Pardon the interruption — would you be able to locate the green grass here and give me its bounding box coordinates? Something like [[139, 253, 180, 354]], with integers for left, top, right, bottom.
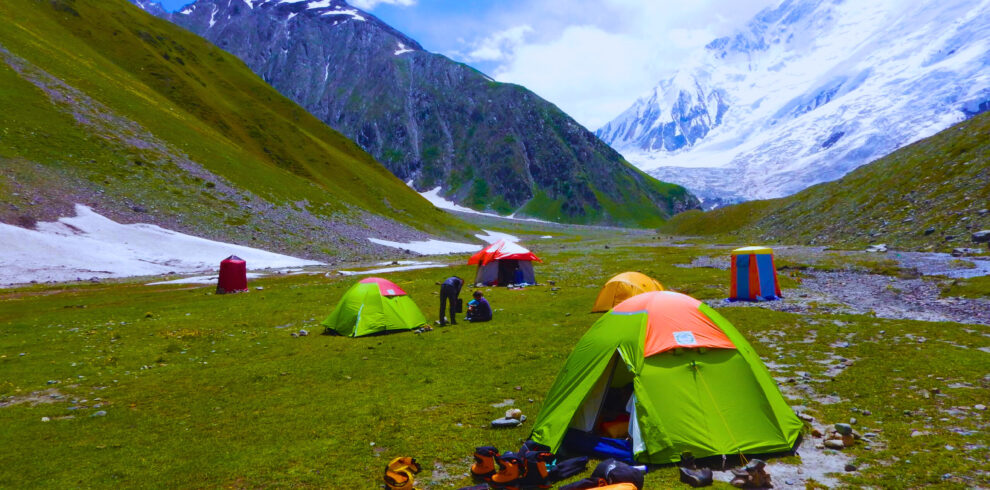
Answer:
[[1, 231, 986, 488], [0, 0, 469, 257], [938, 276, 990, 299], [662, 111, 990, 252]]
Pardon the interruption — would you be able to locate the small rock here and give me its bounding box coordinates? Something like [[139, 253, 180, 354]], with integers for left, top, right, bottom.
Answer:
[[910, 430, 924, 437], [41, 417, 50, 422], [974, 404, 987, 411], [844, 464, 857, 472], [798, 412, 815, 422], [91, 410, 107, 417], [862, 410, 872, 416], [945, 445, 955, 451], [824, 439, 844, 449], [506, 408, 523, 420], [256, 286, 264, 290], [924, 227, 935, 236], [298, 329, 309, 336], [972, 230, 990, 243], [863, 432, 879, 438], [811, 428, 823, 437], [814, 442, 825, 449], [849, 417, 857, 425], [47, 380, 58, 385], [834, 423, 853, 435], [514, 386, 522, 391], [842, 434, 855, 447], [291, 332, 298, 338]]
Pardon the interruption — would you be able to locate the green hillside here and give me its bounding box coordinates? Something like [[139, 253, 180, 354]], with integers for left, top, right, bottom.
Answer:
[[663, 111, 990, 251], [0, 0, 469, 260]]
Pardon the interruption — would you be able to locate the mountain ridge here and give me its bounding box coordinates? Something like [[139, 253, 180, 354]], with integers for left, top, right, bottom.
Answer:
[[134, 0, 699, 226]]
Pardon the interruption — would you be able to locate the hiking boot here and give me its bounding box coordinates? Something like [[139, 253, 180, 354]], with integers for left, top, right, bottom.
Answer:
[[679, 467, 713, 487]]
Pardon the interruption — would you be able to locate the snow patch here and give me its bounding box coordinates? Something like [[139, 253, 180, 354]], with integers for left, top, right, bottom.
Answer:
[[0, 205, 321, 287], [413, 185, 549, 223], [367, 238, 479, 255], [338, 262, 447, 276], [475, 230, 520, 244], [394, 42, 414, 56]]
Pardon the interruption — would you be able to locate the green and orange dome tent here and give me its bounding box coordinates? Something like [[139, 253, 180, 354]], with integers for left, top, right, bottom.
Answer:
[[529, 291, 801, 464], [322, 277, 427, 337]]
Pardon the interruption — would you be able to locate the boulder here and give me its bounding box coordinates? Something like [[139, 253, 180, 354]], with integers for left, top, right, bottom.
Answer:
[[824, 439, 844, 449], [951, 248, 983, 257], [865, 244, 887, 253], [972, 230, 990, 243]]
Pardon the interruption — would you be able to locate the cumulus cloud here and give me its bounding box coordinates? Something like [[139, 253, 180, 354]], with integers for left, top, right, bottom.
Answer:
[[463, 25, 534, 62], [446, 0, 776, 129], [349, 0, 416, 10]]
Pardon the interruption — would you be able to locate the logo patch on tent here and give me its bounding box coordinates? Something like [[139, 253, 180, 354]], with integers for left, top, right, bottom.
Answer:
[[673, 331, 698, 346], [386, 289, 396, 295]]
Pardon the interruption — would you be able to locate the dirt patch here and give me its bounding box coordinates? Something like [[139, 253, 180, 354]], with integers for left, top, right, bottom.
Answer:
[[0, 388, 65, 408]]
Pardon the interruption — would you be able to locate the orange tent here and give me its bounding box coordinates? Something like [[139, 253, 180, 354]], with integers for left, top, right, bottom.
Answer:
[[592, 272, 664, 312]]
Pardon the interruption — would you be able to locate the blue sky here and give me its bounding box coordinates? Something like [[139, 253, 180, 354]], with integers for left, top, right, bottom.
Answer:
[[152, 0, 776, 128]]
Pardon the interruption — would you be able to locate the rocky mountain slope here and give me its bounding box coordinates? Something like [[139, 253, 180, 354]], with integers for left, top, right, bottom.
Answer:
[[598, 0, 990, 203], [662, 111, 990, 252], [133, 0, 698, 226], [0, 0, 471, 263]]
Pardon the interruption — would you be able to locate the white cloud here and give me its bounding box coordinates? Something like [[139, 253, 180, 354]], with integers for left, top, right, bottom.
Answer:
[[464, 25, 533, 62], [446, 0, 777, 129], [349, 0, 416, 10]]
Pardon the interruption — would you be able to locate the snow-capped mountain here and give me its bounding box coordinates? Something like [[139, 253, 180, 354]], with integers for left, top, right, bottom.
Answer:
[[597, 0, 990, 202]]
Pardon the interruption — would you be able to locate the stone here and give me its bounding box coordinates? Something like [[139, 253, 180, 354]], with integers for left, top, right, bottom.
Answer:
[[924, 227, 936, 235], [842, 434, 855, 447], [844, 464, 857, 472], [975, 404, 987, 411], [514, 386, 522, 391], [506, 408, 523, 420], [834, 423, 853, 435], [798, 412, 815, 422], [865, 244, 887, 253], [849, 417, 857, 425], [91, 410, 107, 417], [824, 439, 844, 449], [862, 410, 871, 416], [811, 428, 822, 438], [298, 329, 309, 336], [910, 430, 924, 437], [814, 442, 825, 450], [255, 286, 264, 291], [972, 230, 990, 243], [979, 209, 989, 216], [951, 247, 983, 257], [41, 417, 50, 422]]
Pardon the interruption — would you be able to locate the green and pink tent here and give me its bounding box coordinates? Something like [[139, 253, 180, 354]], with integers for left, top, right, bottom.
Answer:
[[529, 291, 801, 464], [322, 277, 426, 337]]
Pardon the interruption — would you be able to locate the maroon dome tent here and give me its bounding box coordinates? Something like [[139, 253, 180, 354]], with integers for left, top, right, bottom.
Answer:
[[216, 255, 248, 294]]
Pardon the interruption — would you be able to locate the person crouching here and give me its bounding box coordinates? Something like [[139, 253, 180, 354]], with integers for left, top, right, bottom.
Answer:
[[466, 290, 492, 323]]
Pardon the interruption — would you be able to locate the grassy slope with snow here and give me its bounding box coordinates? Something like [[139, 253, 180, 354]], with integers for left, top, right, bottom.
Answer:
[[663, 111, 990, 251], [0, 0, 468, 261]]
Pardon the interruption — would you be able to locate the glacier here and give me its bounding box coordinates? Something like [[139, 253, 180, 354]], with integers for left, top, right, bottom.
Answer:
[[597, 0, 990, 202]]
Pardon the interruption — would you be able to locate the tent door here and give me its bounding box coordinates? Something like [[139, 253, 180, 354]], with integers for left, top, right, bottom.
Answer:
[[568, 354, 617, 431], [497, 259, 519, 285]]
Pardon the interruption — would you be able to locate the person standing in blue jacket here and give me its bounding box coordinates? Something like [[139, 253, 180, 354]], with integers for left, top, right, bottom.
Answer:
[[438, 276, 463, 326]]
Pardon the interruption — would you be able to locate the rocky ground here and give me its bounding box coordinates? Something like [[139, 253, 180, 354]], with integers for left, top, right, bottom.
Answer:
[[684, 246, 990, 325]]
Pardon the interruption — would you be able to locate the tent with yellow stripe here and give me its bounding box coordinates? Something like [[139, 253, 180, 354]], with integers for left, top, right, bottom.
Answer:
[[529, 291, 801, 464]]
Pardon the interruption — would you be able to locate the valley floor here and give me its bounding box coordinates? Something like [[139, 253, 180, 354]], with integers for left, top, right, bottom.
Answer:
[[0, 225, 987, 488]]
